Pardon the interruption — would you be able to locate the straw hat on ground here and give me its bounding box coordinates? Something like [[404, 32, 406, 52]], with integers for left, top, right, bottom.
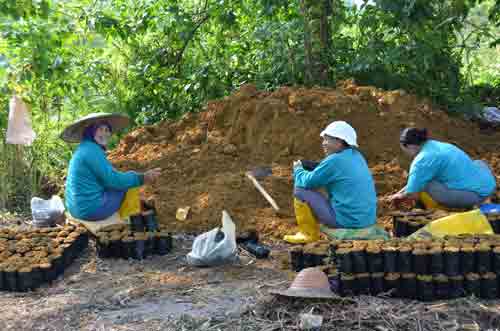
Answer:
[[60, 113, 130, 143], [269, 267, 336, 299]]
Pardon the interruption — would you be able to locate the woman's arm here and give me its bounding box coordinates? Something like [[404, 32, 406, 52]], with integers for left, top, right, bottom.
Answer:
[[85, 147, 144, 190], [388, 191, 419, 203], [294, 157, 335, 189], [389, 154, 439, 203]]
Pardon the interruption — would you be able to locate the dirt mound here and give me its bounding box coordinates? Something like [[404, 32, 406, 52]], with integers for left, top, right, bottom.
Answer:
[[109, 81, 500, 240]]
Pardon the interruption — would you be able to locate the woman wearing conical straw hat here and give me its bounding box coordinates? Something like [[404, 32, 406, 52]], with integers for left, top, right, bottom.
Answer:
[[61, 113, 161, 221]]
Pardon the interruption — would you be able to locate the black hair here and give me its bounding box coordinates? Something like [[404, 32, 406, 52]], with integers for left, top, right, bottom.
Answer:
[[400, 128, 428, 146]]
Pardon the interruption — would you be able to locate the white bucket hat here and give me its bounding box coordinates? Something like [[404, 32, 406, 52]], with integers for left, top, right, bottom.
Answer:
[[320, 121, 358, 147], [60, 112, 130, 143]]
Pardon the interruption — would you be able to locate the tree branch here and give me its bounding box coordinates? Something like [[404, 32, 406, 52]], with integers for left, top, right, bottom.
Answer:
[[174, 14, 211, 69]]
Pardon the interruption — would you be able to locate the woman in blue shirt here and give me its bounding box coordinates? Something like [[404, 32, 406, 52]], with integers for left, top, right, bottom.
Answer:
[[62, 113, 161, 221], [284, 121, 377, 244], [389, 128, 496, 209]]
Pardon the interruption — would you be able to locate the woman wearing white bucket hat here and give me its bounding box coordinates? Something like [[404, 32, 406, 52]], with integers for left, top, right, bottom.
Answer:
[[62, 113, 162, 221], [284, 121, 377, 244]]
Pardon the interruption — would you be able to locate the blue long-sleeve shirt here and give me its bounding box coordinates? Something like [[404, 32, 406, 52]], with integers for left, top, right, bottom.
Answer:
[[294, 148, 377, 228], [65, 140, 143, 219], [406, 140, 496, 197]]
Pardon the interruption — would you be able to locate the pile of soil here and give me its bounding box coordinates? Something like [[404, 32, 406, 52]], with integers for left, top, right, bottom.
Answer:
[[109, 81, 500, 240]]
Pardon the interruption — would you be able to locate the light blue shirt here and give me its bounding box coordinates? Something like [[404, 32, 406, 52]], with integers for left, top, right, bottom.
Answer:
[[294, 148, 377, 228], [65, 140, 143, 219], [406, 140, 496, 197]]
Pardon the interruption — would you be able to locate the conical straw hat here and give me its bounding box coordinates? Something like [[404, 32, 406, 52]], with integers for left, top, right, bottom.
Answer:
[[60, 112, 130, 143], [269, 267, 336, 299]]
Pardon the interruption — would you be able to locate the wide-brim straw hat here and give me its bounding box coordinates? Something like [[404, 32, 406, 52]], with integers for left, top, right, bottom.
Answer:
[[269, 267, 336, 299], [60, 112, 130, 143]]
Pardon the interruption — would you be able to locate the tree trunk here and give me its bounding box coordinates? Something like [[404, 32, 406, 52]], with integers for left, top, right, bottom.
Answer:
[[301, 0, 333, 86]]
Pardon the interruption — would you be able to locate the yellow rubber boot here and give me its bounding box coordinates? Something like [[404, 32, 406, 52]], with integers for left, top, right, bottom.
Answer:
[[283, 198, 320, 244], [419, 192, 447, 210]]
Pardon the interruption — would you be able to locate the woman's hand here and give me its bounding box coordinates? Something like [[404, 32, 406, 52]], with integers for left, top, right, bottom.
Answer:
[[388, 191, 419, 208], [388, 192, 407, 204], [144, 168, 162, 184]]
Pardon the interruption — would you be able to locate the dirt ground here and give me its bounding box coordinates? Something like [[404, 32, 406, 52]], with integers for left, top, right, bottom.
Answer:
[[0, 233, 291, 330], [0, 232, 499, 331]]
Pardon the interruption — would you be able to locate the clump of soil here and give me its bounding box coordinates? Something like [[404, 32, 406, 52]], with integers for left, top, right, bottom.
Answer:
[[109, 81, 500, 240]]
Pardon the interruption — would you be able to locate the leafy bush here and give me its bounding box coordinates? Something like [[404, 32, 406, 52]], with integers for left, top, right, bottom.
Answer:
[[0, 0, 498, 211]]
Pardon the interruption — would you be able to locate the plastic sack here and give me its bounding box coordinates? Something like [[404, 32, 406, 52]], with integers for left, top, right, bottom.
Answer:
[[481, 106, 500, 124], [480, 203, 500, 215], [6, 96, 36, 145], [187, 210, 238, 266], [31, 195, 65, 227], [118, 188, 141, 219], [408, 209, 493, 240]]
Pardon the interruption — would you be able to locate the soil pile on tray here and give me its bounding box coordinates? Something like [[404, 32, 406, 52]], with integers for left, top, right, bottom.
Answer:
[[108, 81, 500, 240]]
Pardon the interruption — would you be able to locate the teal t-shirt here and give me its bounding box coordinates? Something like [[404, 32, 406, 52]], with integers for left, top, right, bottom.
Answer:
[[294, 148, 377, 228], [65, 140, 143, 219], [406, 140, 496, 197]]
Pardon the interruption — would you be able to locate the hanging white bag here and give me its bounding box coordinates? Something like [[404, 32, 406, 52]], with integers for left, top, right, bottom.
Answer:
[[6, 95, 36, 145]]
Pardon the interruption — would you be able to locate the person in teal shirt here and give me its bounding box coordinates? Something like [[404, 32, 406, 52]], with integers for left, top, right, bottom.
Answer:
[[62, 113, 161, 221], [389, 127, 496, 209], [284, 121, 377, 244]]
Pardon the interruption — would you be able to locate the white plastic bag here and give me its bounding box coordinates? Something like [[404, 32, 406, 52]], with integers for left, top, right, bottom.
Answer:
[[6, 95, 36, 145], [300, 313, 323, 330], [481, 106, 500, 124], [187, 210, 238, 266], [31, 195, 65, 227]]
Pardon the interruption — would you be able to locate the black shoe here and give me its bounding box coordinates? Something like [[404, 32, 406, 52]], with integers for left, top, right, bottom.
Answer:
[[236, 230, 259, 244], [130, 214, 145, 232], [239, 240, 270, 259], [414, 200, 426, 210], [143, 210, 158, 232]]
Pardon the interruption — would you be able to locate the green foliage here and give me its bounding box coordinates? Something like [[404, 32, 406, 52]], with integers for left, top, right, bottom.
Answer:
[[489, 0, 500, 46], [337, 1, 482, 105], [460, 1, 500, 87]]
